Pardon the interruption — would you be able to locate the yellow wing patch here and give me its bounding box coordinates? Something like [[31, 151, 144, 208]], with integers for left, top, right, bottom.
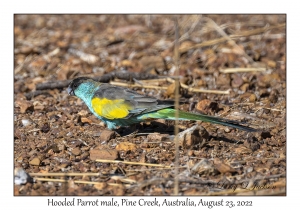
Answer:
[[91, 97, 132, 119]]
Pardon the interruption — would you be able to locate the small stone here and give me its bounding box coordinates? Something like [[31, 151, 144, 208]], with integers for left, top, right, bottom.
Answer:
[[177, 125, 209, 149], [269, 89, 279, 103], [247, 167, 254, 173], [240, 83, 249, 92], [147, 133, 169, 142], [115, 142, 137, 151], [183, 188, 199, 196], [33, 101, 45, 110], [234, 146, 252, 154], [94, 182, 108, 190], [29, 157, 41, 166], [191, 158, 217, 175], [81, 117, 92, 124], [16, 99, 33, 113], [213, 158, 236, 174], [196, 99, 212, 114], [67, 140, 83, 148], [14, 168, 32, 185], [179, 40, 195, 52], [40, 123, 50, 133], [231, 74, 244, 88], [139, 55, 166, 72], [165, 83, 176, 98], [16, 156, 23, 163], [267, 60, 277, 68], [60, 163, 69, 168], [21, 118, 33, 127], [240, 93, 256, 102], [224, 127, 231, 133], [120, 59, 134, 68], [99, 130, 116, 142], [90, 149, 118, 160], [58, 144, 66, 151], [249, 94, 256, 102], [113, 185, 125, 196], [71, 147, 81, 156], [259, 89, 270, 98], [216, 74, 231, 87], [78, 110, 89, 116], [93, 132, 101, 137], [257, 73, 280, 88]]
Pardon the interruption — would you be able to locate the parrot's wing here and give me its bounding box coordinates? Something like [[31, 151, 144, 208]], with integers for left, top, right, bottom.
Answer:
[[91, 84, 172, 120]]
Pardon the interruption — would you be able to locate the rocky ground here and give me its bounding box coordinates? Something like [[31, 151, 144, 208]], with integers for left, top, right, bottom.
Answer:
[[14, 14, 286, 195]]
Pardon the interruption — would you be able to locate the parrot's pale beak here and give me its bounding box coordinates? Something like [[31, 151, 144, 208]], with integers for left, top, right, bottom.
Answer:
[[67, 87, 75, 96]]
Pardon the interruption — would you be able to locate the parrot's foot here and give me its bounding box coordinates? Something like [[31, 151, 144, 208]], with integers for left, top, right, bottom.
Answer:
[[113, 124, 140, 136]]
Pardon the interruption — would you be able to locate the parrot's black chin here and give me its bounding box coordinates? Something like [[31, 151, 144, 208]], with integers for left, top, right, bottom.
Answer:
[[67, 87, 75, 96]]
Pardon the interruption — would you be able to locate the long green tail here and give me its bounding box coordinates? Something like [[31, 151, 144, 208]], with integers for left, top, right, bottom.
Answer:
[[139, 108, 257, 132]]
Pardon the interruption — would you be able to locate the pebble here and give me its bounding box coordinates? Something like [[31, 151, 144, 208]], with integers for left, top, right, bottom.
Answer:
[[99, 130, 116, 142], [71, 147, 81, 156], [177, 125, 209, 149], [90, 149, 118, 160], [213, 158, 236, 174], [147, 133, 169, 142], [22, 118, 32, 127], [14, 168, 32, 185], [191, 158, 216, 175], [116, 142, 137, 151], [240, 93, 256, 102], [196, 99, 212, 114], [94, 182, 108, 190], [29, 157, 41, 166]]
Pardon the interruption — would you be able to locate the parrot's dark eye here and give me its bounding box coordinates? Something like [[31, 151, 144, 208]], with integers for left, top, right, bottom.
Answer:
[[73, 83, 78, 88]]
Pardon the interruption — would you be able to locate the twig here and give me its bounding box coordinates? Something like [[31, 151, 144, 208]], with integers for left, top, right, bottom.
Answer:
[[29, 172, 101, 177], [114, 71, 158, 80], [109, 81, 168, 90], [25, 90, 52, 100], [139, 78, 169, 84], [95, 159, 171, 168], [34, 177, 130, 187], [204, 17, 255, 64], [174, 17, 180, 196], [130, 178, 166, 190], [179, 23, 286, 53], [263, 107, 283, 112], [25, 72, 159, 100], [110, 176, 137, 184], [126, 166, 187, 172], [36, 80, 71, 90], [181, 83, 231, 94], [35, 72, 158, 91], [167, 77, 230, 94], [220, 68, 266, 73]]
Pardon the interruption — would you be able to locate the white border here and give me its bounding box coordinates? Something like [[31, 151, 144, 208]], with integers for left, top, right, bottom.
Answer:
[[3, 0, 296, 209]]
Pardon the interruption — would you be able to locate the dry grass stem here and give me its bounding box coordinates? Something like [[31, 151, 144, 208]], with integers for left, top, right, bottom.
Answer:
[[168, 77, 230, 94], [34, 177, 131, 187], [204, 17, 255, 64], [112, 79, 229, 94], [95, 159, 171, 168], [181, 83, 231, 94], [220, 68, 266, 73], [174, 18, 180, 195], [179, 23, 285, 53], [29, 172, 101, 177], [109, 81, 168, 90], [126, 166, 187, 172]]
